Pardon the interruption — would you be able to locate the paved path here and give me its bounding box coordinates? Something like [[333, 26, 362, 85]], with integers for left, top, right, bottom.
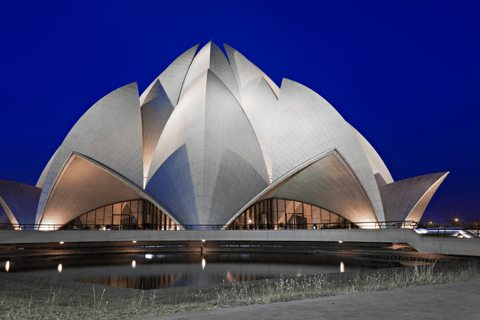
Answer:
[[134, 280, 480, 319]]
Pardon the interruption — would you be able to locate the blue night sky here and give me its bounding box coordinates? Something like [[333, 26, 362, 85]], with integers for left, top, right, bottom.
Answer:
[[1, 1, 479, 223]]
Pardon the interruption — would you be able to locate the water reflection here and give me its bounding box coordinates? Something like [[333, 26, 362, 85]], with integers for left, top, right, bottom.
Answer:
[[1, 253, 409, 290]]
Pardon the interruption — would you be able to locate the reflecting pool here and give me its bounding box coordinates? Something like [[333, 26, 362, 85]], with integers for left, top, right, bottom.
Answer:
[[0, 253, 418, 290]]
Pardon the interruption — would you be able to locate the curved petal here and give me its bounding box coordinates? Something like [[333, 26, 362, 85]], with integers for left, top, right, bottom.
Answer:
[[36, 148, 58, 188], [39, 152, 180, 228], [224, 44, 278, 183], [272, 79, 385, 221], [141, 80, 175, 185], [224, 149, 378, 228], [0, 179, 41, 228], [140, 44, 199, 106], [379, 172, 449, 223], [36, 82, 143, 224], [350, 125, 394, 187], [179, 42, 241, 104], [146, 70, 269, 226]]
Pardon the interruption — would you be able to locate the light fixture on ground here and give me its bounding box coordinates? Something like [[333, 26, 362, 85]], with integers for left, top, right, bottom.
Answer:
[[57, 264, 62, 273], [59, 241, 64, 244], [5, 261, 10, 272], [132, 260, 136, 268]]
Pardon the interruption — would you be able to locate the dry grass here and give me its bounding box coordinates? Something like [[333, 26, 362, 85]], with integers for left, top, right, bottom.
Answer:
[[1, 261, 479, 319]]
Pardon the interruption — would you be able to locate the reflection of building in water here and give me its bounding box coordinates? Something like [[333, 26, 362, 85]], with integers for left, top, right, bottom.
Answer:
[[82, 273, 176, 290], [226, 271, 257, 283]]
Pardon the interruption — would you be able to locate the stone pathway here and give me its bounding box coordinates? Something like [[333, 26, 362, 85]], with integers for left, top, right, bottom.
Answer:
[[134, 280, 480, 319]]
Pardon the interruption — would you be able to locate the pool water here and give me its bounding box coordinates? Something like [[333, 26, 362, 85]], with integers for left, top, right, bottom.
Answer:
[[1, 253, 419, 290]]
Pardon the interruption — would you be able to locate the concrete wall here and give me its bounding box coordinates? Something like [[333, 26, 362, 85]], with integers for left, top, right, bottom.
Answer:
[[1, 229, 479, 256]]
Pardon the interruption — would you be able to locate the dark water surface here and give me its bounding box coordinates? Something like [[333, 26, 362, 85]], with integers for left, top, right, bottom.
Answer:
[[1, 253, 420, 290]]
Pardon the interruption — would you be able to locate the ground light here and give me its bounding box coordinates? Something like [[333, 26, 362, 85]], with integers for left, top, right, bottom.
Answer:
[[132, 260, 136, 268], [57, 264, 62, 273], [5, 261, 10, 272], [340, 262, 345, 273], [202, 258, 206, 270], [132, 240, 137, 243], [59, 241, 64, 244]]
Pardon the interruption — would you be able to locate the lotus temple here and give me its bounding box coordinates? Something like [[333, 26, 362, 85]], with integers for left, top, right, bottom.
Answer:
[[0, 41, 453, 235]]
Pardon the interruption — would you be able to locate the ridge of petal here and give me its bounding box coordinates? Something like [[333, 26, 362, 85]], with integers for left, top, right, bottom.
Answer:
[[272, 78, 385, 222], [141, 80, 175, 187], [146, 70, 268, 226], [39, 152, 181, 228], [0, 179, 41, 228], [140, 44, 199, 106], [379, 171, 449, 223], [36, 82, 143, 224], [179, 42, 241, 104], [350, 125, 394, 187]]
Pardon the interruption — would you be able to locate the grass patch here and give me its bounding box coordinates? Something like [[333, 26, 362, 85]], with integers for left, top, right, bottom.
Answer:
[[1, 262, 480, 319]]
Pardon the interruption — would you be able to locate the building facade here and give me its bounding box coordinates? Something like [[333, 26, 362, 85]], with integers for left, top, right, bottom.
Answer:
[[0, 42, 449, 231]]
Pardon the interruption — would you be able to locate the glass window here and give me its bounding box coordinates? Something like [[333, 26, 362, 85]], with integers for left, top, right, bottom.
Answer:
[[272, 199, 277, 212], [113, 203, 121, 216], [294, 201, 303, 213], [87, 211, 95, 224], [312, 207, 321, 226], [139, 200, 143, 213], [113, 215, 120, 225], [121, 202, 131, 216], [131, 200, 138, 213], [104, 205, 113, 225], [79, 214, 87, 226], [277, 211, 286, 228], [286, 201, 294, 214], [96, 207, 105, 226], [331, 213, 340, 224], [321, 209, 330, 225], [304, 204, 311, 217], [295, 213, 305, 229], [278, 199, 285, 212], [286, 213, 294, 229], [305, 212, 312, 229]]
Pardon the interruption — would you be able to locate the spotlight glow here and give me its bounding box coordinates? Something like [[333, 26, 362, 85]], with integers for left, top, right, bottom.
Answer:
[[132, 260, 136, 268], [202, 258, 206, 270], [5, 261, 10, 272], [145, 254, 153, 259], [58, 264, 62, 273], [59, 241, 64, 244], [340, 262, 345, 273]]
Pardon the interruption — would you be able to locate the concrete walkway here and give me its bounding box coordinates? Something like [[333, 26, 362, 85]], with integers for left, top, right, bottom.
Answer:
[[134, 280, 480, 319]]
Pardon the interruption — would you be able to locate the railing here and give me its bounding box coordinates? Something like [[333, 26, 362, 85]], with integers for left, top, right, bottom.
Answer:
[[0, 220, 478, 238]]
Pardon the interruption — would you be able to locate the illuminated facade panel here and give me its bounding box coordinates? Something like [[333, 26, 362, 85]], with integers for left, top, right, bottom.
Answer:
[[350, 125, 394, 187], [224, 44, 278, 183], [140, 44, 199, 106], [0, 42, 450, 230], [35, 82, 144, 224], [36, 148, 58, 189], [141, 80, 175, 183], [146, 70, 268, 226], [379, 172, 449, 223], [0, 179, 41, 228], [179, 42, 241, 103], [271, 79, 385, 221], [40, 152, 180, 228]]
